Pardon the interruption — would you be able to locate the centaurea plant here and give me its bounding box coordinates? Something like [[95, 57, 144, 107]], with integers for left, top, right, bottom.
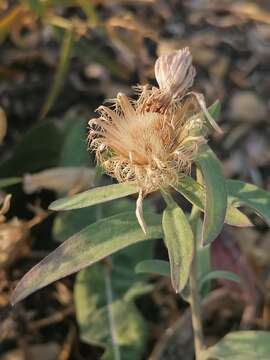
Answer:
[[11, 48, 270, 359]]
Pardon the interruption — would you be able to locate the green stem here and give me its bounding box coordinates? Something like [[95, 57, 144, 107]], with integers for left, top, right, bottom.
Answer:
[[104, 266, 121, 360], [189, 173, 205, 359], [189, 243, 204, 359], [161, 185, 205, 358]]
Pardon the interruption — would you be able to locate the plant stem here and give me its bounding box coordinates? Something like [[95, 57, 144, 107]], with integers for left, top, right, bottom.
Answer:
[[189, 180, 205, 359], [104, 266, 121, 360], [161, 184, 205, 357], [189, 248, 204, 359]]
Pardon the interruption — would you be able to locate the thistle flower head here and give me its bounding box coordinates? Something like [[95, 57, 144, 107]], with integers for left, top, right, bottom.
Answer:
[[88, 47, 218, 231], [89, 93, 204, 192]]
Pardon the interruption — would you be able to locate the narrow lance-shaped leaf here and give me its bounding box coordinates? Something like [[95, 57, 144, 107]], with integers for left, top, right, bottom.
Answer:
[[173, 175, 253, 227], [195, 145, 227, 246], [0, 177, 22, 189], [199, 270, 240, 292], [11, 211, 162, 305], [207, 99, 221, 121], [161, 191, 194, 293], [135, 260, 170, 277], [49, 182, 139, 211], [227, 180, 270, 226], [175, 102, 249, 228], [202, 331, 270, 360], [223, 204, 252, 227]]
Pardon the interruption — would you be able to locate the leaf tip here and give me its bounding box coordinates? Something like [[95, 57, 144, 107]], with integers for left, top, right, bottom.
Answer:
[[48, 200, 60, 211], [171, 269, 182, 294], [10, 286, 21, 306]]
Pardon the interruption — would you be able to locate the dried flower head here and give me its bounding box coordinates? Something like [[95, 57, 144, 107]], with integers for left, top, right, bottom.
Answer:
[[88, 48, 220, 231]]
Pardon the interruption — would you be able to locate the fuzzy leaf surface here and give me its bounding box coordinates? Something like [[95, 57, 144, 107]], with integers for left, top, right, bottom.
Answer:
[[135, 260, 170, 277], [195, 145, 227, 246], [199, 270, 240, 292], [162, 194, 194, 292], [49, 183, 139, 211], [66, 196, 154, 359], [174, 175, 252, 227], [11, 211, 162, 304], [202, 331, 270, 360]]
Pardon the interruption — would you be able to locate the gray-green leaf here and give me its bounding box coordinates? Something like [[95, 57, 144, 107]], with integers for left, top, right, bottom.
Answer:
[[195, 145, 227, 246], [0, 177, 22, 189], [202, 331, 270, 360], [174, 175, 252, 227], [11, 211, 162, 304], [60, 113, 89, 167], [207, 99, 221, 120], [135, 260, 170, 277], [161, 192, 194, 293], [199, 270, 240, 293], [49, 183, 139, 211], [227, 180, 270, 226]]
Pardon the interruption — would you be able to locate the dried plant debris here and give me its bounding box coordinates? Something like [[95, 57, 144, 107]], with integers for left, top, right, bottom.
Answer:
[[23, 167, 96, 195], [0, 106, 7, 144], [0, 343, 60, 360], [0, 195, 46, 268]]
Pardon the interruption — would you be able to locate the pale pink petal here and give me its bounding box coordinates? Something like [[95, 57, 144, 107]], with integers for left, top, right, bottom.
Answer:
[[155, 47, 196, 99]]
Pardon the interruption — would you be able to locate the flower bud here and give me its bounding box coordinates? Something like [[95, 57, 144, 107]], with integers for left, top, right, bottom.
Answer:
[[154, 47, 196, 99]]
